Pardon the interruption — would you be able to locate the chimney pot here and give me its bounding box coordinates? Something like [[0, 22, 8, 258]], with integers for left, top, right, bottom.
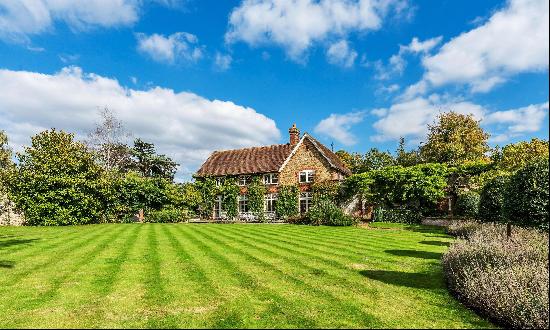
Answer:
[[289, 124, 300, 146]]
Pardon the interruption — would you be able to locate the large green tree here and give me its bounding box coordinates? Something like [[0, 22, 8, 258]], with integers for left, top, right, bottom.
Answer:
[[125, 138, 178, 180], [6, 130, 111, 225], [0, 130, 11, 170], [494, 138, 549, 172], [420, 112, 490, 165], [335, 148, 395, 174]]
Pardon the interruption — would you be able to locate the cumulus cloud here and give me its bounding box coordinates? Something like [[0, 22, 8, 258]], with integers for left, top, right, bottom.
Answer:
[[371, 96, 485, 142], [0, 67, 281, 179], [373, 36, 442, 80], [483, 102, 549, 141], [214, 52, 233, 71], [414, 0, 549, 95], [0, 0, 140, 42], [326, 40, 357, 68], [136, 32, 204, 64], [314, 111, 366, 145], [225, 0, 410, 61]]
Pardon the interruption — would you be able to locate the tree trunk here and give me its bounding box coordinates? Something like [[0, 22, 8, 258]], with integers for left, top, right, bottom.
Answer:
[[138, 209, 144, 223], [507, 223, 512, 238]]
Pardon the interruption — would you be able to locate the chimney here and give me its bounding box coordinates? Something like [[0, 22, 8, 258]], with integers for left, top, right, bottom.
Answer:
[[289, 123, 300, 146]]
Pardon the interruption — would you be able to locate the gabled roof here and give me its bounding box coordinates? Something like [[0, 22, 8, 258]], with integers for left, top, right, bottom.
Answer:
[[196, 144, 293, 176], [196, 133, 351, 177]]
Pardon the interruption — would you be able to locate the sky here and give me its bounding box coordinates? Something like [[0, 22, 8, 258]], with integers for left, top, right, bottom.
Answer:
[[0, 0, 548, 180]]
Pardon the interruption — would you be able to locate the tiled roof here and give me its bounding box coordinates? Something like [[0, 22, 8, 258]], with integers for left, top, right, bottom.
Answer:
[[196, 134, 351, 177], [196, 144, 293, 176], [307, 135, 352, 176]]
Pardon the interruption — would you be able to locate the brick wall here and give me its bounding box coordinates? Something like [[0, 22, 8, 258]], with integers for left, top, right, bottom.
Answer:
[[279, 138, 338, 189]]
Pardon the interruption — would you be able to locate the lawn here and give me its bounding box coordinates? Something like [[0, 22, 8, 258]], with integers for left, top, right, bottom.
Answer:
[[0, 223, 492, 328]]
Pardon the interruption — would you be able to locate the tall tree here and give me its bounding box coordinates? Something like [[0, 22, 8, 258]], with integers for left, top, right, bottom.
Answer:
[[6, 129, 110, 225], [495, 138, 549, 172], [336, 148, 395, 174], [395, 137, 423, 167], [127, 138, 178, 180], [86, 107, 132, 172], [0, 130, 11, 169], [420, 112, 489, 164]]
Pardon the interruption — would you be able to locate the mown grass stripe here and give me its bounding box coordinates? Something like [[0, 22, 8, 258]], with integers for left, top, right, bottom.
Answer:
[[176, 224, 319, 328], [0, 225, 115, 291], [142, 224, 179, 328], [206, 225, 382, 301], [21, 224, 129, 310], [191, 224, 382, 328]]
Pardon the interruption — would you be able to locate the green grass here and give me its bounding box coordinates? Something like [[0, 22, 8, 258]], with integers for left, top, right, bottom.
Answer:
[[0, 223, 492, 328]]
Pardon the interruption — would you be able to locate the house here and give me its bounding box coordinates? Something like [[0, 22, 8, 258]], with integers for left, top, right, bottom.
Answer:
[[196, 124, 351, 220]]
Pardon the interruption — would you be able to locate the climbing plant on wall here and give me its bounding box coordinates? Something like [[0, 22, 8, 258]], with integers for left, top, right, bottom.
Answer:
[[221, 178, 239, 220], [276, 185, 299, 220], [247, 176, 267, 222]]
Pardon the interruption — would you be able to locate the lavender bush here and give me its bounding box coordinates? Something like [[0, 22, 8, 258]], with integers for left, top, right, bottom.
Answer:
[[443, 224, 549, 328]]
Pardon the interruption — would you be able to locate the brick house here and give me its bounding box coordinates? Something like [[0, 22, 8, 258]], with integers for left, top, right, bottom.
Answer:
[[196, 124, 351, 220]]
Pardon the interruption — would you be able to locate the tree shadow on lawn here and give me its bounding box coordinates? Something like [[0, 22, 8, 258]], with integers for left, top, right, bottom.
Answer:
[[0, 260, 15, 269], [0, 238, 40, 249], [359, 270, 442, 290], [385, 249, 443, 260], [420, 240, 451, 247]]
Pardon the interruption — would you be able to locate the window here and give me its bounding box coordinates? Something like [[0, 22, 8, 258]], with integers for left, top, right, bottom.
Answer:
[[264, 193, 278, 213], [215, 177, 224, 187], [238, 195, 248, 213], [263, 173, 279, 185], [299, 170, 315, 183], [214, 195, 223, 218], [300, 192, 313, 213], [238, 175, 251, 186]]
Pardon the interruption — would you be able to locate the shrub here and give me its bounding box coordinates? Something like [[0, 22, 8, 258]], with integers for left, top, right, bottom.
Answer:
[[446, 220, 482, 239], [503, 157, 549, 231], [478, 174, 510, 222], [145, 207, 190, 223], [442, 224, 549, 328], [455, 191, 480, 218], [373, 207, 422, 224], [304, 198, 357, 226], [276, 185, 299, 220]]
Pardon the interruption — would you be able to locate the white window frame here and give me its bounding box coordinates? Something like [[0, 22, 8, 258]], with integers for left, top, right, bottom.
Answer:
[[299, 170, 315, 183], [299, 192, 313, 213], [263, 173, 279, 185], [264, 193, 278, 213], [238, 175, 251, 186], [214, 195, 223, 218], [215, 177, 224, 187], [238, 195, 248, 213]]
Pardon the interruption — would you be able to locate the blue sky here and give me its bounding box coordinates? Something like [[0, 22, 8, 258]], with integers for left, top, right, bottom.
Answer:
[[0, 0, 548, 179]]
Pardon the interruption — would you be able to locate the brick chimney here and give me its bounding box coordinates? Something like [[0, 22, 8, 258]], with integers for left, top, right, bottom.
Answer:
[[289, 123, 300, 146]]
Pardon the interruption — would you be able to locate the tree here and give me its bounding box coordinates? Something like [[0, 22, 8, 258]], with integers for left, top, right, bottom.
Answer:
[[503, 157, 549, 232], [5, 130, 110, 225], [395, 137, 423, 167], [86, 107, 132, 172], [0, 130, 11, 169], [420, 112, 490, 165], [336, 148, 395, 174], [126, 138, 178, 180], [478, 174, 510, 223], [496, 138, 549, 172]]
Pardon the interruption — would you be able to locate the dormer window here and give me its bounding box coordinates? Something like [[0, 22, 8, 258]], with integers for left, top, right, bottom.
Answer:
[[263, 173, 279, 185], [299, 170, 315, 183], [238, 175, 251, 186]]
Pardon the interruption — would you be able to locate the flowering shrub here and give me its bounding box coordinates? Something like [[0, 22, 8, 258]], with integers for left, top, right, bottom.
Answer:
[[442, 224, 549, 328]]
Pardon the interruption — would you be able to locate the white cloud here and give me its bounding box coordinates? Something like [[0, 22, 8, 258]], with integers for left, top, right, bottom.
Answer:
[[326, 40, 357, 68], [0, 67, 281, 179], [420, 0, 549, 93], [225, 0, 410, 61], [371, 96, 485, 141], [136, 32, 204, 64], [0, 0, 140, 42], [376, 83, 400, 95], [373, 36, 442, 80], [314, 111, 365, 145], [214, 52, 233, 71], [483, 102, 549, 141]]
